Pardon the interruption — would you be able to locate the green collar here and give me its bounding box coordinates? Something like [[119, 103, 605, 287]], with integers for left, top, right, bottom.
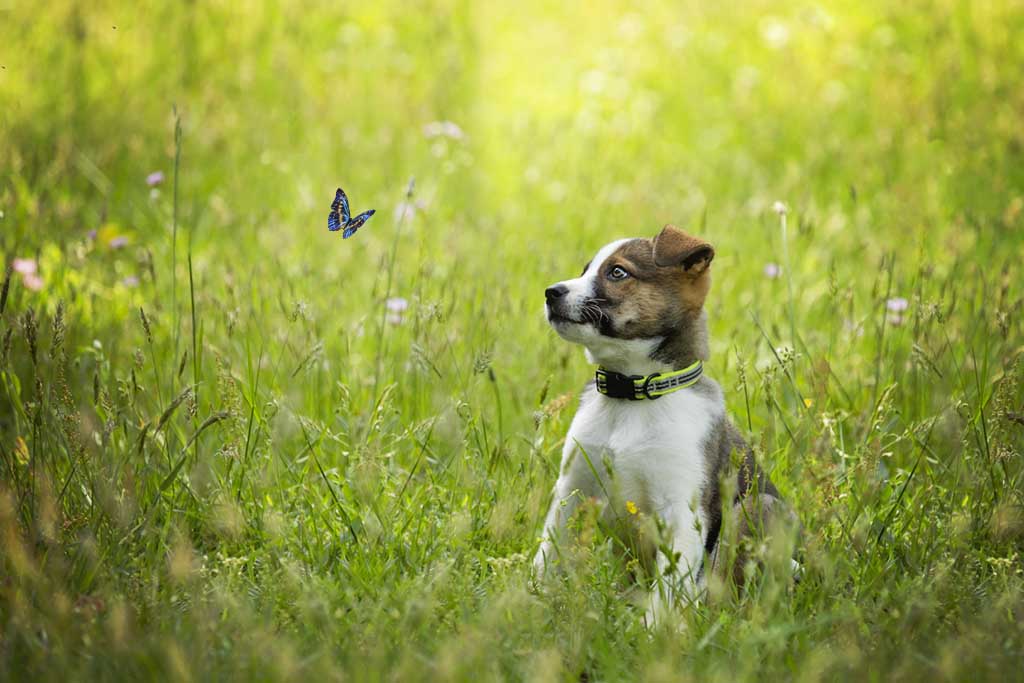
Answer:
[[595, 360, 704, 400]]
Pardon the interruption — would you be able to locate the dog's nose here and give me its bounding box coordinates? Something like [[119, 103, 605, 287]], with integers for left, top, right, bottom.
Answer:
[[545, 284, 569, 302]]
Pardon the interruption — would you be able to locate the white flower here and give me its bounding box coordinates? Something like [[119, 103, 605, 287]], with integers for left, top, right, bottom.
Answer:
[[772, 201, 788, 216], [761, 18, 791, 49], [386, 297, 409, 313], [423, 120, 465, 140], [886, 297, 909, 312]]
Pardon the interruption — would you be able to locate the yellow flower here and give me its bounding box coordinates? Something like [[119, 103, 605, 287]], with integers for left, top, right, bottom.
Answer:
[[625, 500, 638, 515], [804, 398, 814, 408]]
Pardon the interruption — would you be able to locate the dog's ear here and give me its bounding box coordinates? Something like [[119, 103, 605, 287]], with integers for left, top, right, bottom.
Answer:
[[653, 225, 714, 274]]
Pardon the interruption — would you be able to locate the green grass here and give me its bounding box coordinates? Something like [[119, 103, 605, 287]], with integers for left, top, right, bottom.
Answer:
[[2, 0, 1024, 680]]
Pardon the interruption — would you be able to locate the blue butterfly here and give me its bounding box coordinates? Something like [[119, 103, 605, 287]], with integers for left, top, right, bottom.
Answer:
[[327, 187, 376, 238]]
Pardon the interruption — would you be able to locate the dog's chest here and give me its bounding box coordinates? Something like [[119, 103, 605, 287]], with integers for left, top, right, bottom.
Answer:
[[568, 387, 722, 508]]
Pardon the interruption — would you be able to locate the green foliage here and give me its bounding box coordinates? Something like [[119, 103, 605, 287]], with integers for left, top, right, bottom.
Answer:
[[2, 0, 1023, 680]]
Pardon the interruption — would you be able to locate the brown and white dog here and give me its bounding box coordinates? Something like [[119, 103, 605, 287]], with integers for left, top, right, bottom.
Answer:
[[533, 225, 796, 624]]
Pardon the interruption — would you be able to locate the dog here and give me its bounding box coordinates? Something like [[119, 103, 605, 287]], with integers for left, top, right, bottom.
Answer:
[[533, 224, 796, 624]]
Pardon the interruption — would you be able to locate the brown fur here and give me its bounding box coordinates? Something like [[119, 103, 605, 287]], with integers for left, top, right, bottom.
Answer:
[[590, 226, 716, 368]]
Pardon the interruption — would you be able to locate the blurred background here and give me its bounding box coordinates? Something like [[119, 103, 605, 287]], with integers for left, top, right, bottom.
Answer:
[[2, 1, 1023, 680]]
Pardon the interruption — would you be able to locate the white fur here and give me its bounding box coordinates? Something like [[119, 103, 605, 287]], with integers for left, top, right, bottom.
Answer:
[[535, 239, 726, 625]]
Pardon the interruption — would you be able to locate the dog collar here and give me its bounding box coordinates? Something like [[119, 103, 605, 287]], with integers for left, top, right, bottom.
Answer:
[[595, 360, 704, 400]]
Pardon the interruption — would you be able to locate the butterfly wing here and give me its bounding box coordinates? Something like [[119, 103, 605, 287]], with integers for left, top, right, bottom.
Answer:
[[342, 209, 375, 239], [328, 208, 342, 232], [334, 188, 351, 224]]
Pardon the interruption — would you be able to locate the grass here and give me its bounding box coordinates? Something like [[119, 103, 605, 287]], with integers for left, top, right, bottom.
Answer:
[[2, 0, 1023, 680]]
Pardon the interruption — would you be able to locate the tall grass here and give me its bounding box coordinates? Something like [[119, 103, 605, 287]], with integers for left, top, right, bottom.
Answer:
[[2, 0, 1023, 680]]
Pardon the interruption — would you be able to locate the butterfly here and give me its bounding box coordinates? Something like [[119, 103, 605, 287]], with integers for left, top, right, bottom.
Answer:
[[327, 187, 376, 238]]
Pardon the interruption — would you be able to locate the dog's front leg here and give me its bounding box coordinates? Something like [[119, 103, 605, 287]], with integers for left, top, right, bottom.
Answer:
[[645, 505, 705, 626], [532, 443, 602, 579], [532, 476, 585, 579]]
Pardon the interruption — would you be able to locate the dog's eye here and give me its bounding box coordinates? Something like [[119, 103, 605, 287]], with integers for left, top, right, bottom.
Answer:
[[608, 266, 630, 281]]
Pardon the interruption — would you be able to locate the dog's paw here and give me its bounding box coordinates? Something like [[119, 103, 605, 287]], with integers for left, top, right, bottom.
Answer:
[[531, 542, 554, 581]]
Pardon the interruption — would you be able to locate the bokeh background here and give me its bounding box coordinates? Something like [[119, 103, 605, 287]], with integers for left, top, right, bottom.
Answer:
[[2, 1, 1023, 680]]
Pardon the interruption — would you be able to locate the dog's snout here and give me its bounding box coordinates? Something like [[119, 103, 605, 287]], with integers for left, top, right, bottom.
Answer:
[[545, 284, 569, 302]]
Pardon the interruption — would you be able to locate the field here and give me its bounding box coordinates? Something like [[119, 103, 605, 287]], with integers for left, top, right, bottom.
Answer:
[[2, 1, 1024, 680]]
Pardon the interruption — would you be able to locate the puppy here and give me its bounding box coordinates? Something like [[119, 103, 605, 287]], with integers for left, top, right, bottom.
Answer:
[[533, 225, 795, 623]]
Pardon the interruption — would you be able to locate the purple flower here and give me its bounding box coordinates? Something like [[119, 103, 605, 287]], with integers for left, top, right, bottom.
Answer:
[[122, 275, 140, 288], [87, 229, 98, 241], [763, 262, 781, 279], [109, 236, 129, 249], [146, 171, 165, 187], [886, 297, 909, 312], [12, 258, 37, 276], [887, 313, 904, 326]]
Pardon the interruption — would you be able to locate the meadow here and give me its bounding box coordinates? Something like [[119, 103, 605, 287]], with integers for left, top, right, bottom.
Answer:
[[2, 1, 1023, 680]]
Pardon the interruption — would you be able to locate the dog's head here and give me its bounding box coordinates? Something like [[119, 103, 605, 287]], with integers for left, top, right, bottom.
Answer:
[[545, 225, 714, 374]]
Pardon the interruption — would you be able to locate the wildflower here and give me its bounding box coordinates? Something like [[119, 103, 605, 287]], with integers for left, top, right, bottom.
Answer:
[[423, 120, 465, 140], [394, 201, 415, 221], [122, 276, 140, 288], [885, 298, 908, 326], [11, 259, 43, 291], [763, 262, 781, 278], [109, 236, 129, 249], [386, 297, 409, 313], [87, 229, 98, 241], [22, 274, 44, 291], [772, 200, 788, 216], [626, 500, 639, 515], [146, 171, 165, 186], [886, 297, 909, 312], [12, 258, 36, 276], [803, 398, 814, 408], [761, 18, 791, 49]]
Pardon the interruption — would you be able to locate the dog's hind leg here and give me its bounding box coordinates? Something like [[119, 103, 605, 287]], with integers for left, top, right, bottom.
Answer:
[[718, 492, 800, 588]]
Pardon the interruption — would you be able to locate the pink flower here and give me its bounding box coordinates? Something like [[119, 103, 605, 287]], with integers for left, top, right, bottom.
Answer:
[[12, 258, 37, 276], [763, 262, 781, 278], [22, 274, 44, 291], [887, 313, 904, 326], [146, 171, 165, 187], [109, 236, 129, 249], [87, 229, 98, 241]]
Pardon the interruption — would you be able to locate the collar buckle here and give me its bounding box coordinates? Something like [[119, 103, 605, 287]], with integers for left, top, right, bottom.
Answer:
[[595, 369, 643, 400], [641, 372, 663, 400]]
